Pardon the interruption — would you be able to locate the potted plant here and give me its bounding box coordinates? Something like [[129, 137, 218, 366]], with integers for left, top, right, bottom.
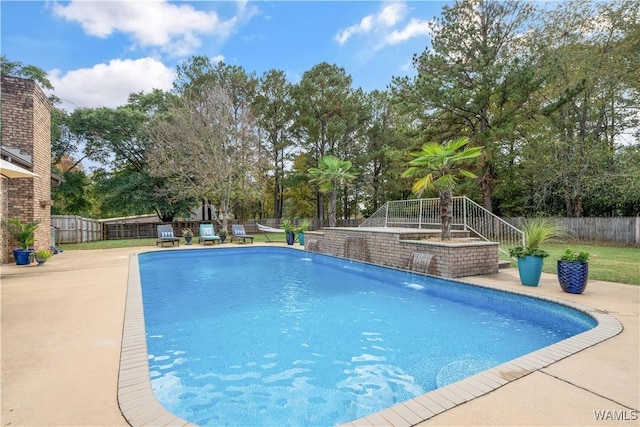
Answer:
[[2, 218, 40, 265], [218, 228, 227, 243], [31, 248, 53, 266], [509, 218, 564, 287], [281, 219, 296, 245], [296, 219, 311, 246], [557, 248, 590, 294], [182, 227, 193, 245]]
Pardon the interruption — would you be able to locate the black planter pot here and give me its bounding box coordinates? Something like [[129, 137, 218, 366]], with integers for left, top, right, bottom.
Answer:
[[286, 232, 295, 245], [557, 260, 589, 294]]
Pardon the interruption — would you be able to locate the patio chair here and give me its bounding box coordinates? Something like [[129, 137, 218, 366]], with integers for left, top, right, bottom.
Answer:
[[157, 224, 180, 247], [231, 224, 254, 244], [198, 224, 221, 245], [256, 223, 285, 242]]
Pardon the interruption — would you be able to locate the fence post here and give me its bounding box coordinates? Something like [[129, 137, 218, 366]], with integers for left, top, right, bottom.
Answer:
[[463, 196, 468, 231], [636, 216, 640, 248], [384, 203, 389, 227]]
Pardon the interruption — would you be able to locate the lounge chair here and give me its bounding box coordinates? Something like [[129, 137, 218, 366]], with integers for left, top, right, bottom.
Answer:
[[231, 224, 254, 244], [198, 224, 221, 245], [157, 224, 180, 247], [256, 223, 285, 242]]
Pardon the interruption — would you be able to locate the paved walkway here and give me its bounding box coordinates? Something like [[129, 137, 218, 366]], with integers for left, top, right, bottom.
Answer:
[[1, 244, 638, 426]]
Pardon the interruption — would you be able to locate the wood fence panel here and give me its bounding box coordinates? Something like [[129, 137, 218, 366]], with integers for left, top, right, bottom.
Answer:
[[51, 215, 103, 243], [105, 223, 157, 239], [506, 217, 638, 247], [559, 217, 636, 246], [54, 216, 638, 247]]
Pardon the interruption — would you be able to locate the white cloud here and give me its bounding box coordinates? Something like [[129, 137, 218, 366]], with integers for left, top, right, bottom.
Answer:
[[386, 18, 434, 45], [335, 1, 408, 45], [52, 0, 238, 57], [377, 1, 406, 27], [211, 54, 225, 64], [336, 16, 373, 45], [48, 58, 176, 110]]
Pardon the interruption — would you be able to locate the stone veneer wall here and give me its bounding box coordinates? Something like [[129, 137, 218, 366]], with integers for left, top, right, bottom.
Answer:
[[1, 76, 52, 264], [304, 227, 499, 278]]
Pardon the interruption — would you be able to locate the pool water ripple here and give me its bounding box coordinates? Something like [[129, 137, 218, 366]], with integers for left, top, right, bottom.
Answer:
[[138, 247, 596, 427]]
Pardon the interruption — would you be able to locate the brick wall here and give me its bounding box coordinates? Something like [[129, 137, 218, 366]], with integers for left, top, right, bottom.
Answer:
[[1, 76, 52, 263], [0, 179, 8, 262], [304, 227, 499, 278]]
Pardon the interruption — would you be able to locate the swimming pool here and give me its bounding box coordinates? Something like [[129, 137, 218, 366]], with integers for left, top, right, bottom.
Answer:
[[128, 247, 603, 426]]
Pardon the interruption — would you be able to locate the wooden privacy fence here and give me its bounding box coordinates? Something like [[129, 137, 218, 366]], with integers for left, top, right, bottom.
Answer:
[[52, 215, 640, 247], [51, 215, 103, 243], [505, 217, 640, 247], [561, 217, 639, 246]]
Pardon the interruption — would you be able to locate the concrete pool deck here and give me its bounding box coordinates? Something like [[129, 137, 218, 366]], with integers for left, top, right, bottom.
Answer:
[[1, 243, 638, 426]]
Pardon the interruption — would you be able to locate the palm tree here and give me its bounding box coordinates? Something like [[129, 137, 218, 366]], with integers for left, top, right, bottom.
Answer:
[[308, 155, 357, 227], [402, 137, 483, 240]]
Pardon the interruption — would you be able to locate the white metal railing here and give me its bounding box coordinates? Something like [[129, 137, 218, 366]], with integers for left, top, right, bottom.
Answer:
[[360, 196, 525, 255]]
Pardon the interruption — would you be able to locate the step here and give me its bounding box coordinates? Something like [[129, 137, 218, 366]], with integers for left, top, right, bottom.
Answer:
[[498, 260, 512, 269]]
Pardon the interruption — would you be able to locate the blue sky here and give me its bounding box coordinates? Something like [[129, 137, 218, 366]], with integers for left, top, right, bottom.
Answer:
[[1, 1, 447, 111]]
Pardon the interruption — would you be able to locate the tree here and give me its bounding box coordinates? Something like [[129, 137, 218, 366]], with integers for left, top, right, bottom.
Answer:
[[359, 90, 412, 214], [292, 62, 357, 222], [51, 168, 93, 216], [1, 55, 53, 90], [308, 155, 357, 227], [524, 0, 640, 216], [402, 137, 483, 240], [393, 0, 540, 212], [283, 152, 316, 219], [254, 69, 295, 218], [147, 83, 263, 229], [68, 101, 154, 170], [65, 90, 187, 220], [173, 57, 262, 219]]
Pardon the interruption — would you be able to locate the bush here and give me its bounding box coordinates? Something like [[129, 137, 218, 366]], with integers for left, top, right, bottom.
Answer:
[[560, 248, 589, 262]]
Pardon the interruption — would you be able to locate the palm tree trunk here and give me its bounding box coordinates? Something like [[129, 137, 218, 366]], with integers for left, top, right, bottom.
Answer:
[[440, 190, 453, 240], [329, 190, 337, 227]]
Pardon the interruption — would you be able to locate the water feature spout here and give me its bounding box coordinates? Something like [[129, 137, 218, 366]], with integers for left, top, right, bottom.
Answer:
[[409, 251, 436, 275], [344, 236, 367, 261], [305, 238, 320, 253]]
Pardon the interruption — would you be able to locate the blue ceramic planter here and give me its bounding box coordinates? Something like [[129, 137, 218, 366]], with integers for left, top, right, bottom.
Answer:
[[286, 232, 295, 245], [557, 260, 589, 294], [517, 255, 544, 286], [13, 249, 33, 265]]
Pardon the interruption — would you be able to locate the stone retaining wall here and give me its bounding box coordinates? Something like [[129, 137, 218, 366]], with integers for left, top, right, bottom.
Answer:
[[304, 227, 499, 278]]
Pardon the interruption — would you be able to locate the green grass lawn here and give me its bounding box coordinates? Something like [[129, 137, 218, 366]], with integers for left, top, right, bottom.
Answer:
[[501, 242, 640, 286], [58, 233, 288, 251], [59, 238, 639, 286]]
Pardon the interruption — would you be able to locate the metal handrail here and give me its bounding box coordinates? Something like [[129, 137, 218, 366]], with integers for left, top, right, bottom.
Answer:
[[360, 196, 524, 256]]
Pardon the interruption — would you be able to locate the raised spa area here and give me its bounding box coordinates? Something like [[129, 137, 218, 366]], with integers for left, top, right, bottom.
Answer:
[[302, 226, 501, 278]]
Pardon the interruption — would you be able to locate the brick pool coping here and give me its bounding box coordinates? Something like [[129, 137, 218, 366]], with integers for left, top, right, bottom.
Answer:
[[117, 248, 623, 427]]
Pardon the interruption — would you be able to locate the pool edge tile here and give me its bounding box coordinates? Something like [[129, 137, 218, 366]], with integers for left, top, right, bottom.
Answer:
[[118, 253, 192, 427]]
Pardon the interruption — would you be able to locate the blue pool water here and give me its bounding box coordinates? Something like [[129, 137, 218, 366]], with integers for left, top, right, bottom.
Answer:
[[139, 247, 595, 426]]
